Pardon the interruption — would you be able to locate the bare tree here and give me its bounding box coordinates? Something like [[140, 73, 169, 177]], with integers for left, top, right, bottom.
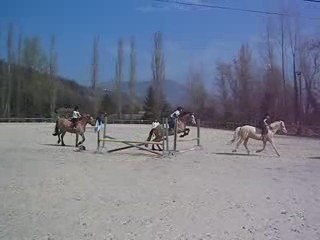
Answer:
[[280, 16, 287, 108], [22, 36, 47, 71], [115, 38, 124, 118], [299, 39, 320, 123], [15, 31, 23, 117], [151, 31, 166, 119], [129, 37, 137, 115], [288, 15, 301, 128], [91, 36, 100, 114], [233, 44, 254, 120], [4, 23, 14, 117], [186, 67, 207, 116], [49, 35, 58, 118], [91, 36, 99, 90], [0, 26, 5, 114], [215, 62, 233, 120], [261, 20, 283, 117]]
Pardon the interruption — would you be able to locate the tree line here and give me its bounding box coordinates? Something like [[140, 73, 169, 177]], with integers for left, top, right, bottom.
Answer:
[[0, 15, 319, 134]]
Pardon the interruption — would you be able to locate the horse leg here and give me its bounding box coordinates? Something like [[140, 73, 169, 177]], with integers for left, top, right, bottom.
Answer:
[[256, 140, 267, 153], [180, 128, 190, 138], [156, 144, 162, 151], [75, 133, 79, 147], [145, 129, 154, 148], [57, 132, 61, 144], [79, 133, 85, 145], [244, 138, 250, 155], [61, 132, 66, 146], [269, 139, 280, 157], [232, 138, 243, 153], [179, 128, 189, 138]]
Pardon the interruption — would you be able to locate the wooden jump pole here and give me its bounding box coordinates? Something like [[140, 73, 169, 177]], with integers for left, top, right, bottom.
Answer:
[[96, 121, 164, 156]]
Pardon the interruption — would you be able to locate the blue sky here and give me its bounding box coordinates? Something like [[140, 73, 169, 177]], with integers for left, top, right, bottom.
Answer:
[[0, 0, 319, 86]]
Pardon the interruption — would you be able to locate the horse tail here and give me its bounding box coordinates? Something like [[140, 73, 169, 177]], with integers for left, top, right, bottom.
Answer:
[[145, 128, 154, 147], [229, 127, 241, 144]]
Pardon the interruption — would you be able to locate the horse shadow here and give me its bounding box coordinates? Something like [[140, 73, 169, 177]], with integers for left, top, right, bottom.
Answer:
[[215, 152, 260, 157], [41, 143, 75, 148]]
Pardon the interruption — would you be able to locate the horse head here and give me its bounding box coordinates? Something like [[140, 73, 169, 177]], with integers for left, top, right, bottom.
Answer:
[[279, 121, 287, 134], [270, 120, 287, 134], [179, 111, 197, 125], [81, 114, 96, 126]]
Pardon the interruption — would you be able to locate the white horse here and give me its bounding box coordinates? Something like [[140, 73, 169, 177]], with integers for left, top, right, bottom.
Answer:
[[230, 121, 287, 157]]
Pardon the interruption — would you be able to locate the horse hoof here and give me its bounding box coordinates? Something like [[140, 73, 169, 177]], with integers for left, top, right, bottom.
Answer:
[[232, 150, 237, 153], [62, 143, 66, 146]]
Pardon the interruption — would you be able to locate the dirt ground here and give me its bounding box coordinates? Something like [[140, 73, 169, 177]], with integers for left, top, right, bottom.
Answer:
[[0, 123, 319, 240]]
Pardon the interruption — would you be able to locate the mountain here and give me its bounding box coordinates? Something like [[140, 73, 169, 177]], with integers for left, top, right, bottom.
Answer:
[[102, 80, 188, 106]]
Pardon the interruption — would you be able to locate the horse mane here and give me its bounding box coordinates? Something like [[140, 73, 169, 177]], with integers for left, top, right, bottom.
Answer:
[[180, 111, 193, 117]]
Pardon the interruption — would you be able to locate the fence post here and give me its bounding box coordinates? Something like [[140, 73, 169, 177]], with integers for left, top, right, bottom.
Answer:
[[162, 118, 165, 156], [197, 119, 200, 147], [102, 116, 107, 148], [165, 118, 169, 153], [173, 118, 177, 152], [97, 130, 100, 152]]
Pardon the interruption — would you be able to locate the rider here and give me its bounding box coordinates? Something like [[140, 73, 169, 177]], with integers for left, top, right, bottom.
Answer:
[[168, 106, 183, 130], [259, 113, 271, 140], [71, 106, 81, 129]]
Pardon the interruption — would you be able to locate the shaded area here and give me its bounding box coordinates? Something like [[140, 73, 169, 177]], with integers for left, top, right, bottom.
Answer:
[[215, 152, 260, 157], [41, 143, 75, 148]]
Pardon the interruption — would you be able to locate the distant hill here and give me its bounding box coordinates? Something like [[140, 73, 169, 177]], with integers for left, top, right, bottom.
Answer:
[[102, 80, 188, 106]]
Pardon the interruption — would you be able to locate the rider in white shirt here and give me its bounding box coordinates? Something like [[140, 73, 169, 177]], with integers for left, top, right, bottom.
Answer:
[[71, 106, 81, 129], [168, 106, 183, 130]]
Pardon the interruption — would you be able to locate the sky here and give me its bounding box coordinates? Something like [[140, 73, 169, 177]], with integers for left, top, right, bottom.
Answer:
[[0, 0, 319, 86]]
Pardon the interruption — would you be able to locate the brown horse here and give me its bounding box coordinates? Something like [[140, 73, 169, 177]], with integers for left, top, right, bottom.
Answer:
[[54, 114, 96, 147], [145, 112, 197, 151]]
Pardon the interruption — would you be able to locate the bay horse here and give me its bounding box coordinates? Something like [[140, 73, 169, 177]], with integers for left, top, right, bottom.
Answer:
[[230, 120, 287, 156], [54, 114, 96, 147], [145, 112, 197, 151]]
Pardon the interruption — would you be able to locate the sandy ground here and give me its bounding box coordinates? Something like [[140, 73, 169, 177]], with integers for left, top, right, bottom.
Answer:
[[0, 123, 319, 240]]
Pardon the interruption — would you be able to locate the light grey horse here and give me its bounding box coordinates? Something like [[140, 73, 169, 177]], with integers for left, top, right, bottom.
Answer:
[[230, 121, 287, 157]]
